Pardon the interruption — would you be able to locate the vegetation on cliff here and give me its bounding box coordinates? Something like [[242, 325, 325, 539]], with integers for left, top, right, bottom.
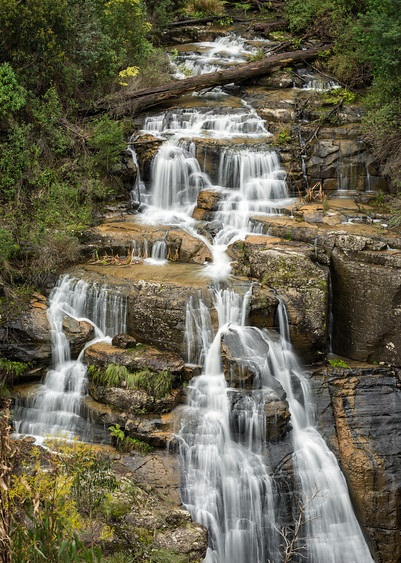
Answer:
[[285, 0, 401, 188]]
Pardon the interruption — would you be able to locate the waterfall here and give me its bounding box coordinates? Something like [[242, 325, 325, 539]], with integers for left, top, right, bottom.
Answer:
[[127, 143, 147, 205], [273, 300, 374, 563], [145, 240, 168, 265], [181, 290, 374, 562], [150, 140, 210, 211], [13, 275, 127, 442], [179, 288, 278, 563], [215, 149, 291, 237]]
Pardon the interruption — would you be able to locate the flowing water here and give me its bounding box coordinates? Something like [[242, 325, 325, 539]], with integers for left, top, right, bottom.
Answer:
[[14, 31, 374, 562], [13, 275, 127, 442], [139, 33, 373, 562]]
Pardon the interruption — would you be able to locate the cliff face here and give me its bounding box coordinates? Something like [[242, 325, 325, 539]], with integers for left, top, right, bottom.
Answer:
[[312, 366, 401, 563]]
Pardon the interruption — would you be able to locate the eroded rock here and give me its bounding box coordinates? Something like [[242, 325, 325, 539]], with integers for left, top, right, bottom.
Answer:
[[0, 293, 51, 373], [228, 235, 328, 361], [315, 366, 401, 563], [84, 341, 185, 378], [62, 315, 94, 358]]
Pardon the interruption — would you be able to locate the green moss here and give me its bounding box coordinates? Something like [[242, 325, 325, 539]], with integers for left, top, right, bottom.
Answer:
[[328, 358, 350, 369]]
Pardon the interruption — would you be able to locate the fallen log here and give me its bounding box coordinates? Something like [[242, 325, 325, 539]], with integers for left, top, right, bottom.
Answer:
[[88, 44, 330, 117], [167, 16, 240, 27]]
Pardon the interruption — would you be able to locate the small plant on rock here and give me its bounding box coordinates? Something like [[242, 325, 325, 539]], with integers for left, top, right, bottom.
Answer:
[[328, 358, 350, 369]]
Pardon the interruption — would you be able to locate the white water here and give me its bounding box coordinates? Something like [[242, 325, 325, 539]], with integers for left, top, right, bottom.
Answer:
[[171, 34, 269, 78], [180, 289, 278, 563], [180, 289, 374, 562], [13, 275, 127, 442], [145, 32, 374, 563], [13, 31, 375, 562]]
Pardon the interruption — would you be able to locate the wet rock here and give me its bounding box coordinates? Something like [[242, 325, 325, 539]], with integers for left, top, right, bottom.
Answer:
[[322, 366, 401, 563], [84, 341, 185, 378], [0, 293, 51, 375], [192, 188, 223, 221], [198, 220, 224, 241], [111, 333, 137, 349], [264, 390, 291, 441], [70, 262, 213, 356], [131, 134, 163, 182], [228, 387, 291, 443], [84, 220, 212, 265], [228, 235, 329, 361], [256, 71, 293, 89], [221, 330, 261, 388], [88, 384, 181, 415], [62, 315, 94, 358], [331, 246, 401, 363]]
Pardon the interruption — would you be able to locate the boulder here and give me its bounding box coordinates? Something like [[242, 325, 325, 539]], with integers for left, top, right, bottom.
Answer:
[[229, 388, 291, 443], [84, 341, 185, 378], [331, 246, 401, 363], [88, 384, 181, 416], [83, 220, 212, 265], [228, 236, 329, 361], [0, 293, 51, 375], [111, 333, 137, 349], [62, 315, 94, 358], [70, 264, 213, 355]]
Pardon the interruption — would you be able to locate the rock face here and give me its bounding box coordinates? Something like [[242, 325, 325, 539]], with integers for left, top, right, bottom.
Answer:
[[84, 340, 186, 445], [62, 316, 94, 358], [0, 293, 95, 375], [250, 214, 401, 364], [70, 263, 213, 355], [228, 235, 329, 361], [84, 220, 213, 265], [312, 366, 401, 563], [331, 247, 401, 363], [0, 293, 52, 372]]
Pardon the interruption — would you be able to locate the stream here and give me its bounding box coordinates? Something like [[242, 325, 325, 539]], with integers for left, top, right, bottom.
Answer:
[[13, 31, 374, 563]]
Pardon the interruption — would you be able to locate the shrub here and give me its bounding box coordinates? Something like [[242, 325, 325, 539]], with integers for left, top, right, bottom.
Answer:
[[126, 369, 173, 399], [9, 440, 116, 562], [0, 63, 27, 119], [87, 116, 126, 175]]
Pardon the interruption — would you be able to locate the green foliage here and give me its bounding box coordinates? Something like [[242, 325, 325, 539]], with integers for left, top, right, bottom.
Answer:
[[0, 358, 29, 380], [320, 88, 356, 105], [127, 369, 173, 399], [328, 358, 350, 368], [87, 116, 126, 175], [90, 364, 173, 400], [247, 49, 265, 62], [276, 129, 292, 145], [0, 0, 152, 98], [0, 63, 27, 119], [108, 424, 153, 454], [184, 0, 226, 17], [233, 2, 252, 16], [0, 229, 19, 263], [9, 441, 115, 562], [149, 550, 188, 563]]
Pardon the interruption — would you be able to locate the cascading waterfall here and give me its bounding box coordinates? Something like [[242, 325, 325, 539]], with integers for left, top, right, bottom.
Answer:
[[215, 149, 291, 237], [180, 288, 374, 562], [179, 288, 278, 563], [172, 34, 264, 78], [13, 275, 127, 442], [273, 300, 374, 563], [150, 140, 210, 211], [143, 107, 270, 139]]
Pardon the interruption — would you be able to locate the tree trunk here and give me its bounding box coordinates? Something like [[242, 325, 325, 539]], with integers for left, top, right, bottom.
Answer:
[[89, 45, 329, 117]]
